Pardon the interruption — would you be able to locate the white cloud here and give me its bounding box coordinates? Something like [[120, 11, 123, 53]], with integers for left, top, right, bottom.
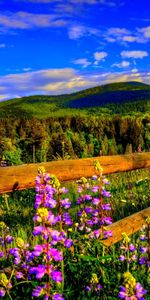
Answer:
[[0, 11, 67, 30], [94, 51, 108, 64], [105, 26, 150, 44], [73, 58, 91, 68], [68, 25, 99, 39], [112, 60, 130, 68], [1, 67, 148, 101], [131, 68, 138, 73], [0, 43, 6, 48], [22, 67, 32, 72], [108, 27, 131, 36], [68, 25, 87, 39], [121, 50, 148, 59], [122, 36, 137, 42], [139, 26, 150, 38]]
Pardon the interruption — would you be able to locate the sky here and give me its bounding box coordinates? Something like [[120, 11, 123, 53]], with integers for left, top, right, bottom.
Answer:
[[0, 0, 150, 100]]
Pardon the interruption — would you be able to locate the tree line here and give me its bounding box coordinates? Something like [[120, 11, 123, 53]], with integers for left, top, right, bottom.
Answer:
[[0, 114, 150, 165]]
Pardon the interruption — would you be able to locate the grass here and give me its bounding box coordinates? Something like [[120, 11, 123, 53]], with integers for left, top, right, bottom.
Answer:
[[0, 167, 149, 299], [0, 168, 149, 244]]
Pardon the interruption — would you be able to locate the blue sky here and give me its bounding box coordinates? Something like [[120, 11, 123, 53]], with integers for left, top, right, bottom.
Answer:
[[0, 0, 150, 100]]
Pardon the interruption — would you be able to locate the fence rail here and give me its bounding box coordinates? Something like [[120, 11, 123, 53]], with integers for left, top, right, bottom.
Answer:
[[102, 207, 150, 246], [0, 152, 150, 194], [0, 153, 150, 246]]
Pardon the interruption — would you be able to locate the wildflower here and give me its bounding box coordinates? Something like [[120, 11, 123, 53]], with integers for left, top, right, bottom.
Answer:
[[51, 270, 62, 282], [119, 255, 126, 262], [50, 248, 63, 261], [16, 272, 23, 279], [32, 285, 45, 297], [139, 256, 147, 265], [52, 293, 64, 300], [129, 244, 136, 252], [32, 245, 43, 257], [60, 198, 71, 209], [5, 235, 13, 244], [0, 252, 4, 258], [139, 246, 148, 253], [64, 239, 73, 248], [0, 288, 5, 297], [118, 272, 147, 299], [29, 265, 46, 279]]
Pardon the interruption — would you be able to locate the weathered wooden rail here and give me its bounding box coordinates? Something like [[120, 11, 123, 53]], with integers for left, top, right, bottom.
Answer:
[[102, 207, 150, 246], [0, 152, 150, 194], [0, 153, 150, 246]]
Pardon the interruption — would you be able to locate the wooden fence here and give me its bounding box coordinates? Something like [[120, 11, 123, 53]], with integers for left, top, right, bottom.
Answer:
[[0, 153, 150, 246], [0, 152, 150, 194]]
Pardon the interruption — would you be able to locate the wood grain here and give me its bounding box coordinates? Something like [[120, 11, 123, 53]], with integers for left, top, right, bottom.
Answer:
[[0, 152, 150, 194], [102, 207, 150, 246]]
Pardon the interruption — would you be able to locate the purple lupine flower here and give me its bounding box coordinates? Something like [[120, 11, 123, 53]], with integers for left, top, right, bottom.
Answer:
[[102, 203, 111, 210], [103, 178, 110, 185], [35, 175, 41, 185], [86, 285, 92, 292], [32, 285, 44, 297], [92, 209, 99, 216], [34, 194, 43, 209], [51, 270, 63, 282], [29, 265, 46, 279], [85, 194, 92, 201], [101, 216, 112, 225], [102, 189, 111, 198], [139, 234, 147, 241], [50, 230, 61, 242], [64, 239, 73, 248], [119, 255, 126, 261], [93, 229, 100, 238], [50, 248, 63, 261], [33, 225, 44, 236], [129, 244, 136, 252], [33, 245, 43, 257], [0, 288, 5, 297], [132, 254, 138, 261], [139, 246, 148, 253], [46, 198, 57, 209], [77, 186, 83, 193], [96, 284, 102, 290], [52, 293, 64, 300], [44, 173, 51, 182], [92, 175, 98, 180], [139, 256, 147, 265], [135, 282, 147, 299], [61, 187, 68, 194], [87, 219, 94, 226], [85, 207, 93, 214], [118, 286, 127, 299], [0, 251, 4, 258], [5, 235, 14, 244], [104, 230, 112, 238], [92, 198, 100, 205], [61, 198, 71, 209], [92, 217, 99, 225], [63, 212, 72, 226], [92, 186, 99, 193], [16, 271, 23, 279], [78, 211, 82, 217]]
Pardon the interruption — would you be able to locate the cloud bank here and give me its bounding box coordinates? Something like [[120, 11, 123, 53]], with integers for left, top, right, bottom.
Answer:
[[0, 68, 150, 101]]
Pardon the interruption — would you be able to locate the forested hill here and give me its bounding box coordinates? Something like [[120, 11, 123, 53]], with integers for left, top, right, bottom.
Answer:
[[0, 81, 150, 118]]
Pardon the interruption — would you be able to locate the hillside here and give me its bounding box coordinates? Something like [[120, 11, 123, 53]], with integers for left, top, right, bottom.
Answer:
[[0, 81, 150, 118]]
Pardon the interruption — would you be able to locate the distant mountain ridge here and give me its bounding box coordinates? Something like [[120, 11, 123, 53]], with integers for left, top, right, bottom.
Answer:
[[0, 81, 150, 118]]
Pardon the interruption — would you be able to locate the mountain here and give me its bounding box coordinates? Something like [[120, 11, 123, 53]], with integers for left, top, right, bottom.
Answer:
[[0, 81, 150, 118]]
